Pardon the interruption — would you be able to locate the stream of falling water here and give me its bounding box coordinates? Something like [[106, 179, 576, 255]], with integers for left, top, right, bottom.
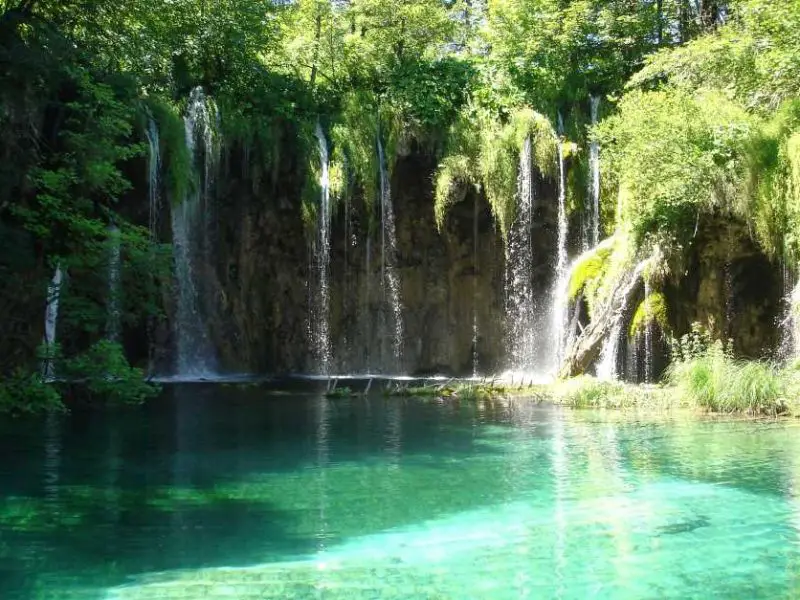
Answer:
[[145, 117, 161, 240], [377, 135, 404, 371], [107, 225, 122, 342], [588, 96, 601, 249], [550, 137, 569, 373], [310, 122, 332, 373], [472, 193, 480, 377], [596, 260, 649, 380], [505, 136, 535, 370], [779, 264, 800, 362], [42, 266, 64, 381], [644, 278, 653, 383], [597, 320, 622, 381], [171, 86, 218, 378]]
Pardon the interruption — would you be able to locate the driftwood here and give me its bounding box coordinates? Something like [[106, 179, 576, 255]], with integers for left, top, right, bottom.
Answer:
[[559, 259, 648, 378]]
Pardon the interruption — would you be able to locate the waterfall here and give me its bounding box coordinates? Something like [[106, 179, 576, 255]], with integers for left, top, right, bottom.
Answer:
[[597, 320, 622, 381], [472, 193, 480, 377], [779, 267, 800, 362], [588, 96, 601, 249], [107, 225, 122, 342], [42, 266, 64, 380], [596, 258, 650, 381], [550, 137, 570, 372], [171, 87, 218, 378], [376, 134, 404, 370], [310, 122, 332, 373], [644, 279, 653, 383], [505, 135, 535, 370], [627, 328, 639, 382], [145, 117, 161, 239]]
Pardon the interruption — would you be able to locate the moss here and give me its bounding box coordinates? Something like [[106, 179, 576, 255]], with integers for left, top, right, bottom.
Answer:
[[329, 92, 384, 224], [433, 105, 557, 238], [146, 97, 194, 204], [629, 291, 670, 338], [509, 107, 558, 179], [567, 237, 615, 302], [434, 154, 477, 231]]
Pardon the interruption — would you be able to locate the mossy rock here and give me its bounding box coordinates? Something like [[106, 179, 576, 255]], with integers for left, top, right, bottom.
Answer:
[[629, 291, 670, 338], [567, 238, 615, 302]]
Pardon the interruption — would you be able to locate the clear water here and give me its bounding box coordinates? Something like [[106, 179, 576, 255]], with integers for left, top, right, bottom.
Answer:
[[1, 387, 800, 599]]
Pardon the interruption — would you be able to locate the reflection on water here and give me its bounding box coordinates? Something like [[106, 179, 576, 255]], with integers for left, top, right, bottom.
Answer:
[[0, 386, 798, 598]]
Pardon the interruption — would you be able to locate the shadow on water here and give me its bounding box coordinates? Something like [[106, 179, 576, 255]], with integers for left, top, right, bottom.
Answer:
[[0, 383, 544, 597]]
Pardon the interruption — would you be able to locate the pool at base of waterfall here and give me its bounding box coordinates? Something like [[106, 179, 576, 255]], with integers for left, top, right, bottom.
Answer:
[[1, 384, 799, 599]]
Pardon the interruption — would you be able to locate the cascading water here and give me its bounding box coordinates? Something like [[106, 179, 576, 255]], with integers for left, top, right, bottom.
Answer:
[[644, 279, 653, 383], [42, 266, 64, 380], [588, 96, 601, 250], [376, 134, 404, 370], [779, 266, 800, 362], [597, 320, 622, 381], [145, 117, 161, 239], [472, 193, 480, 377], [107, 225, 122, 342], [596, 259, 650, 381], [550, 136, 570, 372], [310, 122, 332, 373], [171, 87, 219, 378], [505, 136, 536, 370]]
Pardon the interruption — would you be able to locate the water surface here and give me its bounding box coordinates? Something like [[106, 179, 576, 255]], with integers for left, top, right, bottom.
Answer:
[[1, 385, 799, 599]]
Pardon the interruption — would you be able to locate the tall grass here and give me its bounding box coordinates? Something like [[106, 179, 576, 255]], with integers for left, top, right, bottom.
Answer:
[[553, 376, 673, 410], [667, 345, 786, 415]]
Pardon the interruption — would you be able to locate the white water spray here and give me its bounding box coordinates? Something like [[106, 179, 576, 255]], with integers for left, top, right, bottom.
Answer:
[[310, 122, 332, 373], [588, 96, 601, 249], [171, 87, 219, 378], [377, 135, 404, 370], [42, 266, 64, 380], [145, 117, 161, 239], [597, 321, 622, 381], [472, 193, 480, 377], [505, 136, 536, 370], [644, 279, 653, 383], [550, 136, 570, 373]]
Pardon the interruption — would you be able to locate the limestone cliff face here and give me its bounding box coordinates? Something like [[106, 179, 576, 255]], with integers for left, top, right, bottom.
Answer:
[[144, 137, 782, 379], [148, 134, 562, 376], [665, 219, 781, 359]]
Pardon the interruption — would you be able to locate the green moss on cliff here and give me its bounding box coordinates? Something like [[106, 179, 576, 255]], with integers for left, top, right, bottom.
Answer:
[[568, 241, 614, 302], [146, 98, 194, 204], [629, 291, 669, 338]]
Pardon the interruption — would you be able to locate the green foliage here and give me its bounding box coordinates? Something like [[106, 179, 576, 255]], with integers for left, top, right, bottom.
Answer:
[[597, 88, 754, 246], [61, 340, 159, 405], [147, 97, 193, 204], [434, 105, 557, 237], [668, 322, 718, 363], [552, 376, 673, 410], [631, 0, 800, 112], [629, 291, 669, 338], [434, 155, 477, 231], [568, 239, 614, 302], [667, 343, 786, 416], [0, 368, 63, 414]]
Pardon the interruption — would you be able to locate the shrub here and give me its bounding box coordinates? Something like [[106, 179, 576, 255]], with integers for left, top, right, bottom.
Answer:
[[0, 369, 63, 415], [61, 340, 159, 405], [667, 342, 786, 415]]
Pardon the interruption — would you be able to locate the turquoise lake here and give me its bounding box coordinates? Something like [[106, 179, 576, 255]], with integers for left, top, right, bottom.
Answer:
[[1, 383, 799, 598]]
